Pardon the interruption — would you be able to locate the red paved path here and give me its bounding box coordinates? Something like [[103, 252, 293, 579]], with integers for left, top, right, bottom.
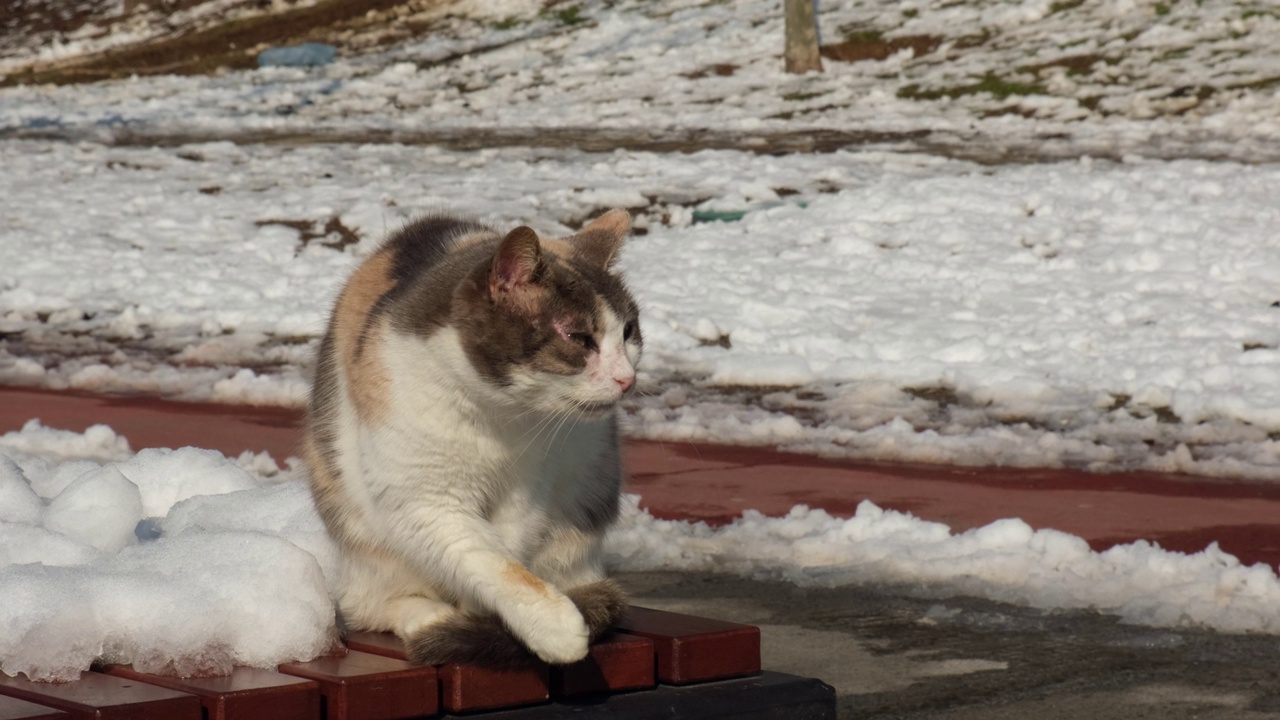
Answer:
[[2, 388, 1278, 569]]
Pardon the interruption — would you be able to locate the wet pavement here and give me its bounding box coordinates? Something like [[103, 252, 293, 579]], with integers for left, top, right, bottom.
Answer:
[[623, 571, 1280, 719]]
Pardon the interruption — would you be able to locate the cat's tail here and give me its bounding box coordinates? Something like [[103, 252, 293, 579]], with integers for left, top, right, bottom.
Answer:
[[405, 579, 628, 669]]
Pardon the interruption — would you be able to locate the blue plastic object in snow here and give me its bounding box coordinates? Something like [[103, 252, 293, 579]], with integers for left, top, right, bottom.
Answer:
[[257, 43, 337, 68]]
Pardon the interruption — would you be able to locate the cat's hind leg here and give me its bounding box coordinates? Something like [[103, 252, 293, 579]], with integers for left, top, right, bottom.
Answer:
[[565, 580, 627, 641], [336, 548, 459, 639]]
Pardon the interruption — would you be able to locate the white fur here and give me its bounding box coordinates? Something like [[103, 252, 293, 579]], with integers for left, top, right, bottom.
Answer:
[[329, 325, 626, 664]]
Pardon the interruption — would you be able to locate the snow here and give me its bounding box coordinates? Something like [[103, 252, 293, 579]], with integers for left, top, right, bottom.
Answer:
[[7, 142, 1277, 478], [0, 457, 42, 524], [114, 447, 259, 518], [1, 532, 336, 682], [42, 465, 142, 553], [606, 498, 1280, 634], [0, 424, 338, 682], [5, 0, 1280, 160], [2, 421, 1279, 681]]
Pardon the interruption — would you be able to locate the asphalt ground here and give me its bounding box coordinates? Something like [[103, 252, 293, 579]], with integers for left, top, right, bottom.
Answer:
[[622, 571, 1280, 719]]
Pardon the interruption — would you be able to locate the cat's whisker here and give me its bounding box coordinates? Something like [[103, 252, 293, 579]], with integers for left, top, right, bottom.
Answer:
[[499, 405, 542, 430], [544, 403, 581, 457], [510, 410, 560, 467], [632, 377, 664, 398]]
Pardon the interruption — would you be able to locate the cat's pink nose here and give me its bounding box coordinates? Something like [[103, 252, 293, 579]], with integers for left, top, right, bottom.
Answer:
[[614, 374, 634, 393]]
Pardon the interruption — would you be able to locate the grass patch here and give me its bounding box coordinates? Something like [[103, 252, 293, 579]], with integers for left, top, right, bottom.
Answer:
[[1049, 0, 1085, 13], [1078, 95, 1103, 111], [782, 90, 826, 101], [551, 5, 588, 26], [835, 25, 884, 43], [898, 72, 1047, 101], [1021, 53, 1107, 77]]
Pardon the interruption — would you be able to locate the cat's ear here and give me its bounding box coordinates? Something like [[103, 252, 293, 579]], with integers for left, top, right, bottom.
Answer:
[[489, 226, 543, 303], [575, 209, 631, 269]]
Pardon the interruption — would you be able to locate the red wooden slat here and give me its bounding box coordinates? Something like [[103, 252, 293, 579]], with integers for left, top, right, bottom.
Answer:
[[341, 633, 404, 662], [344, 632, 550, 713], [436, 664, 548, 713], [551, 632, 655, 698], [0, 671, 201, 720], [616, 606, 761, 685], [97, 666, 319, 720], [277, 650, 438, 720], [0, 695, 72, 720]]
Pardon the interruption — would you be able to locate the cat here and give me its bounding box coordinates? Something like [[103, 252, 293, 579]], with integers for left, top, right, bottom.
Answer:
[[302, 208, 641, 668]]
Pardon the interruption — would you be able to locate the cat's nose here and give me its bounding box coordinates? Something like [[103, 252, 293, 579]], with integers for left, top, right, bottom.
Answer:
[[614, 374, 635, 393]]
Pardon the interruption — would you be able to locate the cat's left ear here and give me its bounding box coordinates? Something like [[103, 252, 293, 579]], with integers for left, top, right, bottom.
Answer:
[[575, 208, 631, 269]]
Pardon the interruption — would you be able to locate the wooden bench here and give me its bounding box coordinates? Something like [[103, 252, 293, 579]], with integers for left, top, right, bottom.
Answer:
[[0, 608, 834, 720]]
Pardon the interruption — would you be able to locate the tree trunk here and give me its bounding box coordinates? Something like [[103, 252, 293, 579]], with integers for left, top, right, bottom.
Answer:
[[784, 0, 823, 74]]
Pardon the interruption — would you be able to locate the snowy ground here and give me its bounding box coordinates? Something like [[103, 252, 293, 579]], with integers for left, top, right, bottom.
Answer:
[[4, 0, 1280, 161], [3, 421, 1279, 682], [3, 0, 1280, 684], [2, 1, 1279, 478], [1, 140, 1278, 479]]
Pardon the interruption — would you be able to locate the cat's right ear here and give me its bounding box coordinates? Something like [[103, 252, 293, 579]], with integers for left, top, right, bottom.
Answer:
[[489, 226, 543, 306], [576, 209, 631, 269]]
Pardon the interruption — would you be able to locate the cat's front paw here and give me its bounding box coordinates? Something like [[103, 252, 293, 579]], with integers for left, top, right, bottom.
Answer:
[[511, 594, 590, 665]]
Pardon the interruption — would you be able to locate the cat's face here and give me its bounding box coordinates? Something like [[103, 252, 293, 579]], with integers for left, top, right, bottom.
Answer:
[[456, 210, 642, 418]]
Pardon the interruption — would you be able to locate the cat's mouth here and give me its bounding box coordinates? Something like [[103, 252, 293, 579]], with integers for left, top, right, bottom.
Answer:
[[574, 400, 618, 416]]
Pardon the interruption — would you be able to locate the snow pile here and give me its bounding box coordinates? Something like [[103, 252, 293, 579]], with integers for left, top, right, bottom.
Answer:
[[606, 498, 1280, 634], [3, 421, 1280, 682], [0, 420, 132, 466], [1, 533, 336, 681], [0, 424, 337, 682]]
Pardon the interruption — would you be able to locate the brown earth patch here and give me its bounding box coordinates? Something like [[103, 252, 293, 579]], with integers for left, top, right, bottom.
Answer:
[[820, 34, 942, 63], [1020, 53, 1109, 77], [0, 0, 445, 88], [256, 216, 361, 253]]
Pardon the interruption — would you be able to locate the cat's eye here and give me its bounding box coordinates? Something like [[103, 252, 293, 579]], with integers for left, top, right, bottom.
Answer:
[[567, 332, 597, 351], [623, 321, 637, 341]]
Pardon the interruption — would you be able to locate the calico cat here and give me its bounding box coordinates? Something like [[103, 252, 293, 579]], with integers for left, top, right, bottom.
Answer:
[[302, 209, 641, 668]]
